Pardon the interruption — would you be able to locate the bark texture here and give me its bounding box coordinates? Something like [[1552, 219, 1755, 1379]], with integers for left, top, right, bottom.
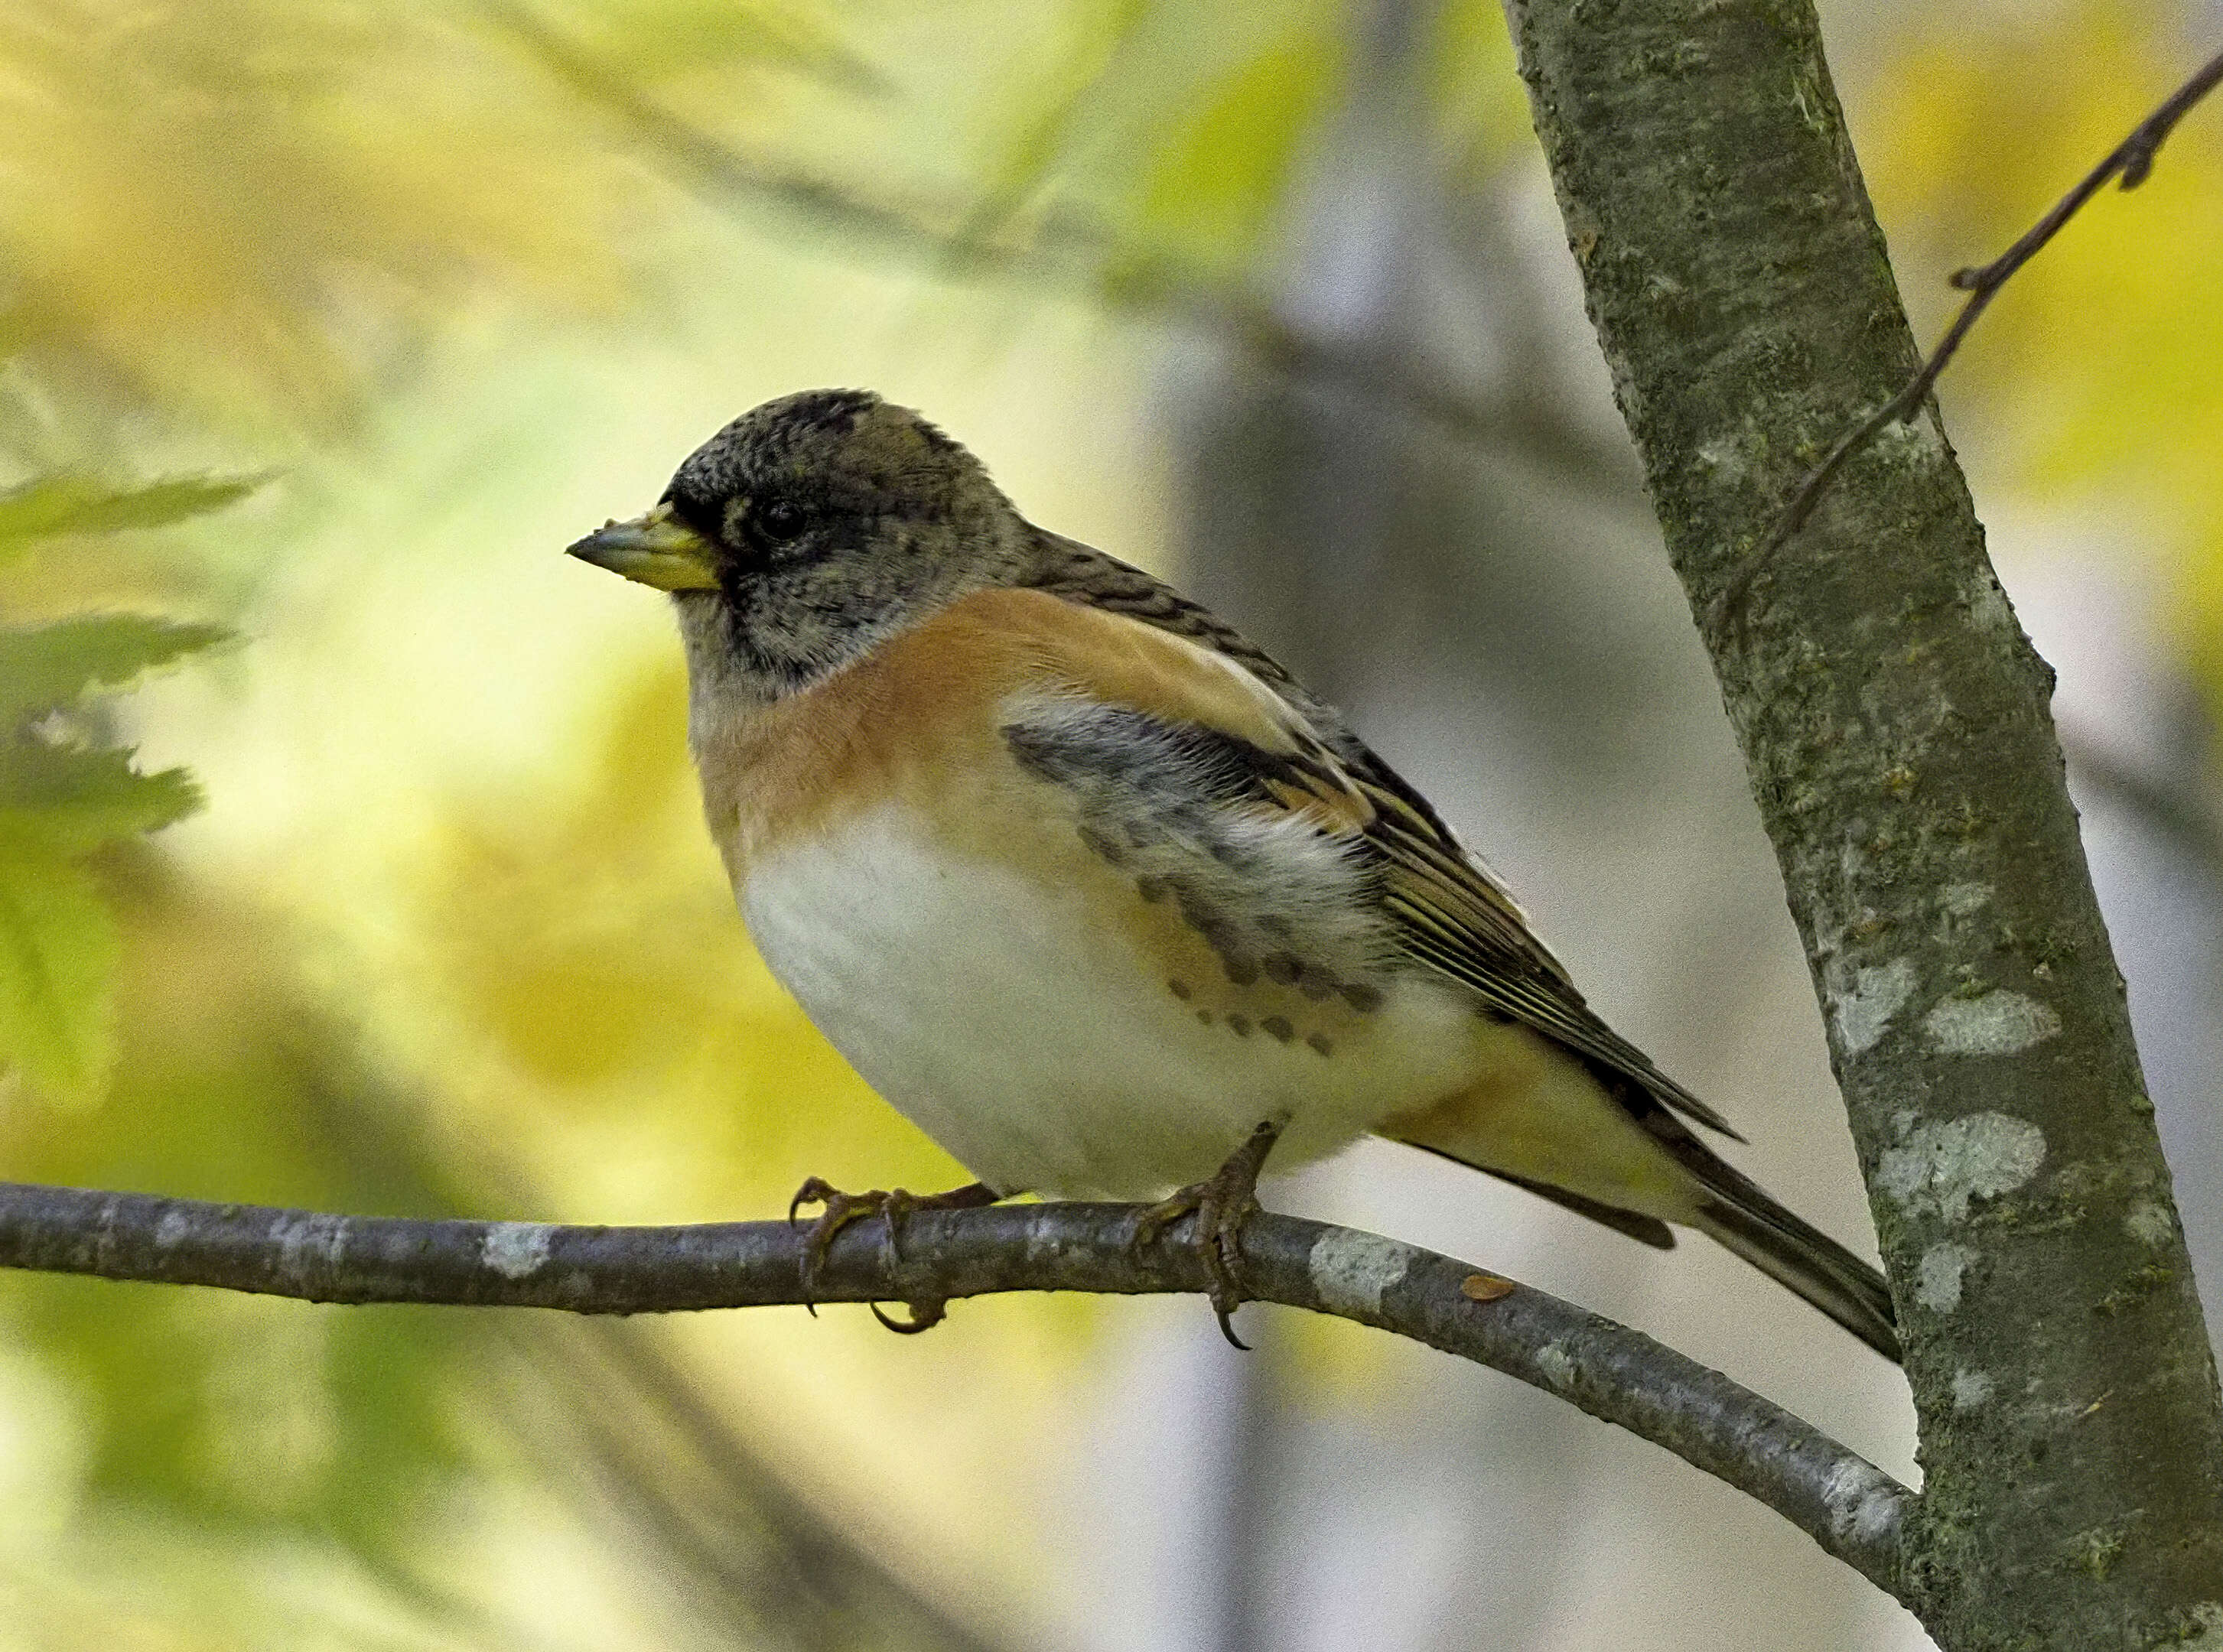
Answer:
[[1502, 2, 2223, 1645], [0, 1179, 1909, 1594]]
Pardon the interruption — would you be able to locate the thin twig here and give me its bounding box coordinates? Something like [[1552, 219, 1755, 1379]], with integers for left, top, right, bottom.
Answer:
[[0, 1179, 1912, 1600], [1710, 45, 2223, 631]]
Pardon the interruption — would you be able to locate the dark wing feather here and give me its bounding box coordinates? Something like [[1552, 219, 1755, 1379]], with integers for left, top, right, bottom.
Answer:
[[1412, 1146, 1679, 1249], [1020, 530, 1313, 697], [1020, 530, 1742, 1142]]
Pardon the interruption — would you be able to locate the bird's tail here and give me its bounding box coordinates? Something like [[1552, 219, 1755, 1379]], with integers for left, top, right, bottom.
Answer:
[[1384, 1045, 1901, 1362], [1669, 1141, 1901, 1362]]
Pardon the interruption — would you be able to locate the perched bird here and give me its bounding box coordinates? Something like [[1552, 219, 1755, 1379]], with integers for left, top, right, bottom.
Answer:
[[568, 387, 1900, 1360]]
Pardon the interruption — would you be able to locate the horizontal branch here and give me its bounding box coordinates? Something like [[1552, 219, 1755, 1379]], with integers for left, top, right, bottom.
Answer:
[[0, 1179, 1910, 1598]]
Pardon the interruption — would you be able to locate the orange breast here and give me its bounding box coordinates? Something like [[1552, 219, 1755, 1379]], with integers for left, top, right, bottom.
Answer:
[[688, 586, 1385, 1062], [690, 586, 1302, 873]]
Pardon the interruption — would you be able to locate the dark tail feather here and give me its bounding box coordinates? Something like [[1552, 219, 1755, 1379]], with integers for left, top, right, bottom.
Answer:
[[1386, 1065, 1901, 1361], [1467, 1160, 1678, 1251], [1682, 1154, 1901, 1363]]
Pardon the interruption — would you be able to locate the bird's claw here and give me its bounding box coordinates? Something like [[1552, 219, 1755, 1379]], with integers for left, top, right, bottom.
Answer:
[[869, 1299, 949, 1335], [1131, 1120, 1283, 1350], [786, 1177, 999, 1332], [788, 1176, 889, 1316]]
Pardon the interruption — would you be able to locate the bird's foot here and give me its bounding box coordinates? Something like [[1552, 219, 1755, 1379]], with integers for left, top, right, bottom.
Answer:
[[1131, 1120, 1283, 1350], [787, 1177, 999, 1332]]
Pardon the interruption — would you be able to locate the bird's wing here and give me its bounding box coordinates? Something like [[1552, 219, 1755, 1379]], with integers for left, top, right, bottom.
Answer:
[[1014, 538, 1741, 1140]]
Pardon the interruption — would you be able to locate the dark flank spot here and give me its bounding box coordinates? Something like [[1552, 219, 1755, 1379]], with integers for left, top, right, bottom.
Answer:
[[1076, 824, 1126, 865], [1173, 893, 1247, 970], [1168, 979, 1193, 1000], [1297, 967, 1339, 1002], [1261, 1016, 1294, 1044], [1125, 820, 1164, 848], [1342, 982, 1385, 1013], [1307, 1032, 1334, 1057], [1196, 1009, 1215, 1026], [1258, 913, 1294, 940], [1261, 954, 1301, 986], [1135, 875, 1171, 903], [1225, 1014, 1253, 1038]]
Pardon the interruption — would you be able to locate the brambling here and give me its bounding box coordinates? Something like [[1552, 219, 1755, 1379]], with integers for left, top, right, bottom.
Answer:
[[568, 388, 1899, 1360]]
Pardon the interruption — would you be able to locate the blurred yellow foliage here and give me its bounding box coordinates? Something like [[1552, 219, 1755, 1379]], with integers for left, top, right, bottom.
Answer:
[[4, 0, 2220, 1644], [1859, 2, 2223, 688], [416, 659, 976, 1211], [0, 0, 882, 431], [2, 3, 601, 418], [1136, 34, 1344, 261]]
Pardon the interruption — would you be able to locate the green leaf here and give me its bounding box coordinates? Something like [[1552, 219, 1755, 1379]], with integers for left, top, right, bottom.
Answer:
[[0, 616, 234, 724], [1133, 34, 1341, 263], [0, 740, 204, 851], [0, 605, 226, 1106], [0, 471, 261, 563], [0, 829, 119, 1104]]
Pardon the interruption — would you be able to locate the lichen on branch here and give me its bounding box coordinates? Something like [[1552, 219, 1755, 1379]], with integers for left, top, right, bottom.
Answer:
[[1502, 1, 2223, 1644], [0, 1178, 1910, 1597]]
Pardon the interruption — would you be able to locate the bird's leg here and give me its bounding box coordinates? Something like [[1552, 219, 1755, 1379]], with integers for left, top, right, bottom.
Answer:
[[787, 1177, 1000, 1328], [1131, 1119, 1284, 1349]]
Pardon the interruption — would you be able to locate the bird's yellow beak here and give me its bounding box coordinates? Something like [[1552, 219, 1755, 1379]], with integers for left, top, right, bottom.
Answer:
[[565, 502, 719, 591]]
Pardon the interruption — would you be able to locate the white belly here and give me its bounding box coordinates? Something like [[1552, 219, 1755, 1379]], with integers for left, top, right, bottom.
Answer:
[[739, 804, 1482, 1198]]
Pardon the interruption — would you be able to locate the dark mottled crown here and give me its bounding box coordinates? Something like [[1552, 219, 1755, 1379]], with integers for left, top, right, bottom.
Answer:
[[665, 389, 988, 526]]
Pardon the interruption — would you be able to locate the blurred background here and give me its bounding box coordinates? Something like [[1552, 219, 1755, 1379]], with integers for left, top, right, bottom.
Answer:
[[1, 0, 2218, 1647]]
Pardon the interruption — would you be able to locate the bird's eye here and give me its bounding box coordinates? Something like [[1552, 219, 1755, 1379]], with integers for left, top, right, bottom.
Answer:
[[756, 499, 807, 542]]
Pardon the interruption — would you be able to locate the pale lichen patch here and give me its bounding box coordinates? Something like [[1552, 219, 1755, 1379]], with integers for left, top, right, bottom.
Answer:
[[1873, 412, 1946, 464], [1924, 990, 2062, 1057], [1306, 1228, 1412, 1319], [1951, 1369, 1995, 1410], [1941, 881, 1992, 918], [2179, 1604, 2223, 1650], [1821, 1459, 1902, 1544], [154, 1209, 191, 1250], [272, 1214, 347, 1279], [1695, 432, 1750, 486], [481, 1222, 553, 1280], [1917, 1242, 1974, 1313], [1831, 957, 1916, 1056], [2127, 1200, 2177, 1248], [1534, 1342, 1578, 1393], [1877, 1112, 2048, 1223]]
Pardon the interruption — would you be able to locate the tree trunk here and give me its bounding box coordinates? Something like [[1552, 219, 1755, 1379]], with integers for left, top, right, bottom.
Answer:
[[1502, 1, 2223, 1645]]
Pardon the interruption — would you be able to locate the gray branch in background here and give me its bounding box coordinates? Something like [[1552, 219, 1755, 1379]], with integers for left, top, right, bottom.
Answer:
[[0, 1179, 1910, 1599], [1505, 2, 2223, 1645], [474, 0, 1638, 493]]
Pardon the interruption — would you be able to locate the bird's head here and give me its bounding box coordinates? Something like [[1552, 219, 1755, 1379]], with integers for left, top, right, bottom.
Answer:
[[568, 389, 1030, 699]]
